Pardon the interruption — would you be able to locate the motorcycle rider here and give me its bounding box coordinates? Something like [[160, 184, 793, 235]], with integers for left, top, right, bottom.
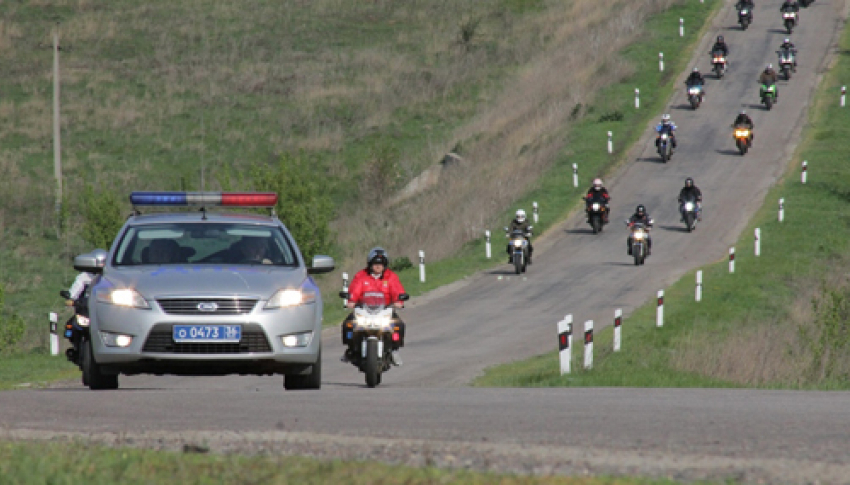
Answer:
[[779, 37, 798, 70], [678, 177, 703, 222], [733, 109, 755, 144], [711, 35, 730, 57], [341, 247, 407, 366], [627, 205, 653, 256], [686, 67, 706, 87], [736, 0, 755, 21], [759, 64, 779, 100], [780, 0, 800, 14], [655, 114, 677, 151], [506, 209, 533, 264], [585, 178, 611, 223]]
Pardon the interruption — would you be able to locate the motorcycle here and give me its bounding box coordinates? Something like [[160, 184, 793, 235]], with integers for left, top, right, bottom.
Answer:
[[686, 82, 704, 110], [778, 48, 796, 81], [626, 221, 652, 266], [733, 124, 753, 155], [760, 83, 777, 110], [656, 130, 673, 163], [738, 6, 752, 30], [339, 292, 408, 388], [711, 50, 727, 78], [783, 11, 797, 34], [585, 197, 609, 234], [679, 196, 699, 233], [505, 226, 532, 274], [59, 289, 90, 372]]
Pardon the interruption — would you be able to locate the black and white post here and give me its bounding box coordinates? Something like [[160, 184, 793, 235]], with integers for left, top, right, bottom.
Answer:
[[418, 250, 425, 283], [779, 198, 785, 222], [656, 290, 664, 327], [558, 314, 573, 375], [342, 272, 349, 308], [613, 309, 622, 352], [695, 270, 703, 302], [842, 86, 846, 108], [801, 161, 807, 184], [572, 163, 579, 188], [679, 18, 684, 37], [635, 88, 640, 109], [485, 230, 491, 259], [607, 131, 613, 154], [583, 320, 594, 370], [659, 52, 664, 72], [754, 228, 761, 257], [729, 247, 736, 274], [49, 312, 59, 356], [533, 201, 539, 224]]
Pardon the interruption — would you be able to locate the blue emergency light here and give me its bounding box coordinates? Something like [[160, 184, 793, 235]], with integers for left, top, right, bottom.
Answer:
[[129, 192, 278, 207]]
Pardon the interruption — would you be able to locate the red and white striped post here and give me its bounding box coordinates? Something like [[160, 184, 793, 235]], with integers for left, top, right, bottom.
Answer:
[[842, 86, 846, 108], [729, 247, 735, 273], [558, 315, 573, 375], [656, 290, 664, 327], [779, 198, 785, 222], [801, 161, 808, 184], [49, 312, 59, 356], [695, 270, 703, 302], [342, 272, 350, 308], [583, 320, 594, 369], [754, 228, 761, 256], [613, 309, 622, 352]]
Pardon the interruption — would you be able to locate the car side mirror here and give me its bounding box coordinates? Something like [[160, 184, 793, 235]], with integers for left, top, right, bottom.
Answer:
[[339, 291, 349, 300], [308, 255, 335, 274], [73, 252, 105, 274], [398, 293, 410, 301]]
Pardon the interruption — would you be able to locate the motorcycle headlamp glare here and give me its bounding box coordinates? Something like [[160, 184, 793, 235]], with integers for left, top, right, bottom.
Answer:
[[634, 232, 646, 240], [512, 240, 523, 247], [684, 202, 695, 211], [76, 315, 90, 327], [592, 203, 601, 211]]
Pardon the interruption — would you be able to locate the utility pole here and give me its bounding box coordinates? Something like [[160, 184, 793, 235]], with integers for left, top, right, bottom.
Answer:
[[53, 26, 62, 235]]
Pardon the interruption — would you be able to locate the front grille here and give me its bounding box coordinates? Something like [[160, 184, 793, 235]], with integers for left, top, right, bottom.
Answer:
[[156, 298, 258, 315], [142, 323, 273, 354]]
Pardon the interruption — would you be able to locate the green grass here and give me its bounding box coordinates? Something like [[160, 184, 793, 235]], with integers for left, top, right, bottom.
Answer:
[[0, 440, 691, 485], [0, 353, 78, 390], [476, 22, 850, 390]]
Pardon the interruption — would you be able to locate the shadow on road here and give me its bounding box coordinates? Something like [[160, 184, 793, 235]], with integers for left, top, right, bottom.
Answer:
[[715, 148, 743, 156], [768, 28, 792, 34], [658, 224, 690, 233]]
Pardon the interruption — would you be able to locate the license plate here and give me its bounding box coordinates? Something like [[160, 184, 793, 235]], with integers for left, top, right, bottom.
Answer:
[[173, 325, 242, 343]]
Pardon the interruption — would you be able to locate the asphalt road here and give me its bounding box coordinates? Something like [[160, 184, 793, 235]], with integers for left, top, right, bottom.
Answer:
[[3, 1, 849, 483]]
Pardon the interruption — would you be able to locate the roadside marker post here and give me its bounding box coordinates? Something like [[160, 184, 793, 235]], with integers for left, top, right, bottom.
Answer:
[[583, 320, 594, 370], [801, 161, 807, 184], [572, 163, 579, 188], [342, 272, 349, 308], [779, 198, 785, 222], [635, 88, 640, 109], [613, 309, 622, 352], [533, 202, 539, 223], [558, 315, 573, 375], [656, 290, 664, 327], [754, 228, 761, 256], [842, 86, 846, 107], [695, 271, 703, 302], [679, 18, 684, 37], [419, 250, 425, 283], [659, 52, 664, 72], [729, 247, 736, 273], [607, 131, 613, 154], [49, 312, 59, 356], [485, 230, 491, 259]]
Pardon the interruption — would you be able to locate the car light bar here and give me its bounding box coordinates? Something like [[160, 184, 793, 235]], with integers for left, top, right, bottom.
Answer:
[[129, 192, 278, 207]]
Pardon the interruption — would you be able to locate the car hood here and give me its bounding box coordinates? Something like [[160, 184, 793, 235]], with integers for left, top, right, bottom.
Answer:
[[101, 265, 306, 300]]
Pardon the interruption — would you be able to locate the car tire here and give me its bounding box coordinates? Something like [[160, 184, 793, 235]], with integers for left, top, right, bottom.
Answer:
[[81, 338, 118, 390], [284, 346, 322, 390]]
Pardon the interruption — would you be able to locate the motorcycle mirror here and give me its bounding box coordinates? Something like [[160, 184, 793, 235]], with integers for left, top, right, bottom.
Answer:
[[338, 291, 349, 300], [503, 226, 509, 232], [398, 293, 410, 301], [649, 219, 655, 225], [59, 290, 71, 299]]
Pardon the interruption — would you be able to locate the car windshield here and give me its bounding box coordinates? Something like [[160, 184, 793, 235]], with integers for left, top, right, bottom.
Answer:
[[112, 222, 299, 267]]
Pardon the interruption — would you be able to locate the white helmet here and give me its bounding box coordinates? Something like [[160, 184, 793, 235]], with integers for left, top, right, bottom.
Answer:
[[592, 178, 603, 190], [515, 209, 527, 222], [766, 63, 773, 70], [661, 113, 671, 124]]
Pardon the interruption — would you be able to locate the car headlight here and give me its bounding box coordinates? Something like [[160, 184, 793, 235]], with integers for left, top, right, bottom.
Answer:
[[265, 280, 318, 309], [96, 289, 150, 309], [100, 331, 134, 348], [280, 331, 314, 348]]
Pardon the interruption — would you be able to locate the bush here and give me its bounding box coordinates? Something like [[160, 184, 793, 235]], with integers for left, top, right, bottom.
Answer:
[[81, 185, 125, 250], [391, 256, 413, 272], [0, 284, 25, 354]]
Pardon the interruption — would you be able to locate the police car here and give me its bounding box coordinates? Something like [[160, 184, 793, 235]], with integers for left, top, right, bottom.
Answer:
[[72, 191, 334, 390]]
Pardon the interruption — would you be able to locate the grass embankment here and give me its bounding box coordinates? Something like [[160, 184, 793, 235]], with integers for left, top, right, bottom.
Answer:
[[476, 24, 850, 390], [0, 440, 684, 485], [0, 0, 720, 387]]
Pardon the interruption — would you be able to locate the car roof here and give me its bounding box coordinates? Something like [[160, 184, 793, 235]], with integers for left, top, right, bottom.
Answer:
[[125, 211, 281, 226]]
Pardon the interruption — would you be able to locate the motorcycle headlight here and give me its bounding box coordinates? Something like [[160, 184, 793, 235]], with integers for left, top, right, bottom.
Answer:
[[735, 129, 749, 137], [266, 280, 318, 309], [634, 232, 646, 240], [741, 9, 748, 14], [661, 133, 669, 140], [512, 240, 523, 247], [592, 203, 601, 211], [684, 202, 695, 211], [689, 88, 700, 94], [76, 315, 90, 327], [96, 289, 150, 309]]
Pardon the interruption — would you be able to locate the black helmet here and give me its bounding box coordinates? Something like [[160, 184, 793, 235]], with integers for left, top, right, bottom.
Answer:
[[717, 35, 724, 43], [685, 177, 694, 188], [366, 247, 389, 268], [636, 204, 646, 216]]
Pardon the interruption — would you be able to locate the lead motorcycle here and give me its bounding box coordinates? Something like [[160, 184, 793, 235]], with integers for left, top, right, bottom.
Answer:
[[585, 197, 609, 234], [627, 221, 652, 266], [339, 292, 408, 388], [733, 124, 753, 155], [738, 5, 752, 30], [505, 226, 532, 274]]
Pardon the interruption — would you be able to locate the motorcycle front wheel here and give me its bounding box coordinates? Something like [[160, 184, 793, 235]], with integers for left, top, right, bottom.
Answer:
[[685, 213, 695, 232], [591, 215, 602, 234], [764, 97, 773, 110], [364, 339, 380, 388], [737, 139, 748, 155]]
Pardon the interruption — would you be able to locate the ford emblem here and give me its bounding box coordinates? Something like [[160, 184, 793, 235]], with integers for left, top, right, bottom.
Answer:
[[197, 302, 219, 312]]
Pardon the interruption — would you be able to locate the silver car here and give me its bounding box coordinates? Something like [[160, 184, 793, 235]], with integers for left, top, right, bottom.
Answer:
[[72, 192, 334, 390]]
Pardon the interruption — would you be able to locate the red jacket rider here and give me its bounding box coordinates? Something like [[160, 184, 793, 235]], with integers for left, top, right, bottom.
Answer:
[[346, 267, 406, 308]]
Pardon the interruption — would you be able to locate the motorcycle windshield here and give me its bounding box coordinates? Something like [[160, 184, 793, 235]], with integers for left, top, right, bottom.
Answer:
[[510, 229, 526, 239], [681, 194, 698, 203], [361, 292, 388, 313]]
